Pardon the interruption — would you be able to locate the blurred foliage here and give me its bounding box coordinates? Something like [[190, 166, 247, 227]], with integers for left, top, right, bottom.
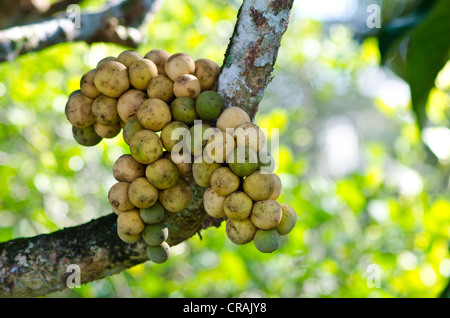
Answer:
[[0, 0, 449, 298]]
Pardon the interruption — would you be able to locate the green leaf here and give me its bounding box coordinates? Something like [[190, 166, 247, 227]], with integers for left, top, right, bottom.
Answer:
[[406, 0, 450, 130]]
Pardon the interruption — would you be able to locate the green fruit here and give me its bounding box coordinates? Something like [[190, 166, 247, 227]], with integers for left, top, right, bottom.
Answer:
[[195, 91, 223, 120], [139, 202, 165, 224], [160, 121, 189, 152], [141, 222, 169, 246], [129, 129, 163, 164], [228, 146, 259, 177], [147, 242, 171, 264], [123, 118, 143, 145], [170, 97, 199, 125], [257, 151, 275, 173], [276, 203, 297, 235], [187, 123, 216, 156], [72, 125, 102, 146], [253, 229, 280, 253]]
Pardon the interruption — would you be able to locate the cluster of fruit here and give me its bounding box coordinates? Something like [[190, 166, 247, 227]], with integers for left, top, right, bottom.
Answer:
[[64, 48, 296, 264]]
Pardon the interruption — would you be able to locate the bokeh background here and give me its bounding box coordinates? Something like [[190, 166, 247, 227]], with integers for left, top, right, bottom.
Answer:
[[0, 0, 449, 298]]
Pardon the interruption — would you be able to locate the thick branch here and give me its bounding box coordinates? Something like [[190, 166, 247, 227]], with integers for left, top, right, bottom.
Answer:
[[0, 0, 294, 298], [0, 0, 163, 63]]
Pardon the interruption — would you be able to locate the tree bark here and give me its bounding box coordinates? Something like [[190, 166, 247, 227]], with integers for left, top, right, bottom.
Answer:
[[0, 0, 163, 63], [0, 0, 294, 298]]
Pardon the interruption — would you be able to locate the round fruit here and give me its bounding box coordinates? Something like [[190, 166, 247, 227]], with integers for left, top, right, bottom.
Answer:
[[147, 241, 171, 264], [113, 154, 146, 183], [194, 58, 220, 91], [147, 75, 175, 103], [140, 201, 165, 224], [170, 97, 198, 125], [72, 125, 102, 146], [97, 56, 117, 68], [270, 174, 282, 200], [227, 146, 259, 177], [122, 118, 143, 145], [128, 177, 159, 209], [187, 123, 216, 157], [173, 74, 201, 99], [145, 158, 180, 190], [250, 199, 282, 230], [91, 95, 119, 126], [192, 156, 222, 188], [65, 91, 94, 128], [160, 121, 189, 152], [233, 122, 266, 152], [80, 69, 100, 99], [117, 228, 141, 244], [216, 106, 251, 132], [117, 209, 145, 235], [226, 218, 257, 245], [129, 129, 163, 164], [276, 203, 297, 235], [159, 179, 193, 213], [144, 49, 171, 75], [93, 123, 121, 139], [137, 98, 172, 132], [165, 52, 195, 81], [223, 191, 253, 220], [117, 89, 148, 123], [203, 187, 226, 218], [243, 170, 277, 201], [195, 91, 223, 120], [108, 182, 135, 212], [257, 151, 275, 173], [94, 61, 130, 98], [253, 229, 281, 253], [210, 167, 240, 197], [129, 58, 158, 90], [164, 151, 193, 178], [117, 50, 143, 67], [141, 222, 169, 246], [204, 131, 235, 164]]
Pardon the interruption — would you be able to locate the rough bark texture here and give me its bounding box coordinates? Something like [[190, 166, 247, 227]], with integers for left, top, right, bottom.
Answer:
[[0, 0, 294, 298], [0, 0, 163, 62]]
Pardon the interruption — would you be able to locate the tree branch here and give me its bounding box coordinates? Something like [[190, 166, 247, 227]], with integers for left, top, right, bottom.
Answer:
[[0, 0, 163, 63], [0, 0, 294, 298]]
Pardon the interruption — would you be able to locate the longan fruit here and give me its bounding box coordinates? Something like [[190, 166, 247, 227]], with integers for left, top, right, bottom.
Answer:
[[94, 61, 130, 98], [203, 187, 226, 218], [164, 151, 193, 178], [192, 156, 222, 188], [108, 182, 135, 212], [147, 241, 171, 264], [97, 56, 117, 68], [194, 58, 220, 91], [117, 209, 145, 235], [270, 174, 282, 200], [250, 199, 282, 230], [129, 58, 158, 90], [129, 129, 164, 164], [276, 203, 297, 235], [159, 178, 193, 213], [72, 125, 102, 147], [122, 118, 143, 145], [141, 222, 169, 246], [195, 90, 223, 120], [173, 74, 201, 99], [224, 191, 253, 220], [253, 229, 281, 253], [187, 123, 216, 157], [117, 50, 143, 67], [145, 158, 180, 190], [117, 89, 148, 123], [226, 218, 257, 245], [170, 97, 198, 125], [128, 177, 159, 209], [257, 151, 275, 173], [117, 228, 141, 244], [233, 122, 266, 152], [93, 122, 121, 139], [140, 201, 165, 224], [91, 95, 119, 126], [204, 131, 235, 164], [147, 75, 175, 103], [144, 49, 170, 75], [137, 98, 172, 132], [160, 121, 189, 152], [165, 52, 195, 81], [243, 170, 276, 201], [80, 69, 100, 99], [210, 167, 240, 197], [113, 154, 146, 183], [65, 90, 95, 128], [216, 107, 251, 132], [227, 146, 259, 177]]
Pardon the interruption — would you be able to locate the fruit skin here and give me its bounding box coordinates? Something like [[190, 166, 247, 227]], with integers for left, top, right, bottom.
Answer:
[[128, 177, 159, 209], [117, 89, 148, 123], [195, 91, 223, 120], [94, 61, 130, 98], [233, 122, 266, 152], [173, 74, 201, 99], [65, 90, 94, 128], [80, 69, 100, 99], [215, 106, 251, 132], [223, 191, 253, 220], [141, 222, 169, 246], [145, 158, 180, 190], [147, 241, 171, 264], [144, 49, 171, 76], [97, 56, 117, 68], [270, 174, 282, 200], [117, 228, 141, 244], [117, 209, 145, 235], [253, 228, 281, 253], [113, 154, 146, 183], [203, 187, 226, 218], [164, 151, 193, 178], [276, 203, 297, 235], [160, 121, 189, 152], [129, 129, 163, 164], [227, 146, 259, 177], [159, 178, 193, 213], [72, 125, 102, 147], [140, 201, 165, 224], [147, 75, 175, 103], [204, 131, 235, 164], [91, 95, 119, 126], [122, 118, 143, 145], [129, 58, 158, 90], [93, 122, 121, 139], [226, 218, 257, 245], [257, 151, 275, 173], [243, 170, 277, 201], [194, 58, 220, 91], [137, 98, 172, 132], [170, 97, 198, 125], [108, 182, 135, 212], [210, 167, 240, 197], [192, 156, 222, 188], [250, 199, 282, 230], [117, 50, 143, 67], [187, 123, 216, 157], [165, 52, 195, 81]]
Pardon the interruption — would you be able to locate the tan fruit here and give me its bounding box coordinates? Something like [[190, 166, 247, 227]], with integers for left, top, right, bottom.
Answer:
[[164, 151, 193, 178], [194, 58, 220, 91], [216, 107, 251, 132], [137, 98, 172, 132], [128, 177, 159, 209], [173, 74, 201, 99], [93, 122, 121, 139], [113, 154, 146, 182], [91, 95, 119, 126], [94, 61, 130, 98], [117, 209, 145, 235], [122, 118, 143, 145], [192, 156, 222, 188], [204, 131, 235, 164], [144, 49, 171, 75], [97, 56, 117, 68], [65, 90, 94, 128], [117, 89, 148, 123], [210, 167, 240, 197], [270, 174, 282, 200], [226, 218, 257, 245], [147, 75, 175, 103], [243, 170, 276, 201], [80, 69, 100, 99], [129, 58, 158, 90], [159, 179, 193, 213], [117, 228, 141, 244], [233, 122, 266, 152], [250, 199, 282, 230], [145, 158, 180, 190], [203, 187, 226, 218], [117, 50, 143, 67], [276, 203, 297, 235], [223, 191, 253, 220], [108, 182, 135, 212], [165, 52, 195, 81], [129, 129, 164, 164]]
